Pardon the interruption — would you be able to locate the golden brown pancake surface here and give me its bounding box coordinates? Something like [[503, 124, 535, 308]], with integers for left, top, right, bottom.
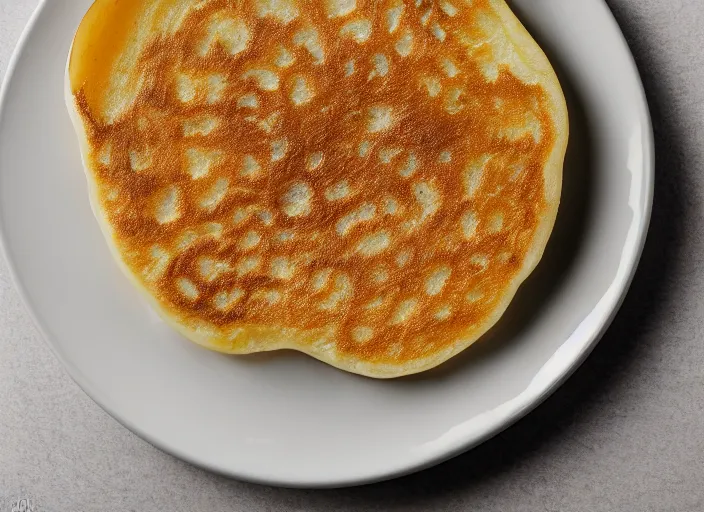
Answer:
[[67, 0, 568, 377]]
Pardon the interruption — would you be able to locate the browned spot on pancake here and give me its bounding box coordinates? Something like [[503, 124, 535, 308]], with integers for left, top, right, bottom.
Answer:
[[72, 0, 556, 364]]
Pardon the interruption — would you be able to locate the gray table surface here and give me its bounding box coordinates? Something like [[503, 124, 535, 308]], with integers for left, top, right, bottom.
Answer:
[[1, 0, 703, 510]]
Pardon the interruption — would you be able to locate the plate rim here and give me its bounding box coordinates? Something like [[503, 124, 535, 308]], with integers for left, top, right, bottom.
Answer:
[[0, 0, 654, 488]]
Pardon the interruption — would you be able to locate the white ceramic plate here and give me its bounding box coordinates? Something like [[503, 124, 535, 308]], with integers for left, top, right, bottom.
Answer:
[[0, 0, 652, 487]]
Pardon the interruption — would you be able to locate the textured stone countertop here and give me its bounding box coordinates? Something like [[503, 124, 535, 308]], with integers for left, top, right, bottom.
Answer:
[[1, 0, 703, 510]]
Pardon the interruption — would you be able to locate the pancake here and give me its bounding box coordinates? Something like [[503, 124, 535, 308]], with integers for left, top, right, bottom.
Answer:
[[66, 0, 568, 378]]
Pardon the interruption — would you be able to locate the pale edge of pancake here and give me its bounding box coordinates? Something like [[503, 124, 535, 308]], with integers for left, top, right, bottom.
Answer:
[[65, 0, 569, 379]]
